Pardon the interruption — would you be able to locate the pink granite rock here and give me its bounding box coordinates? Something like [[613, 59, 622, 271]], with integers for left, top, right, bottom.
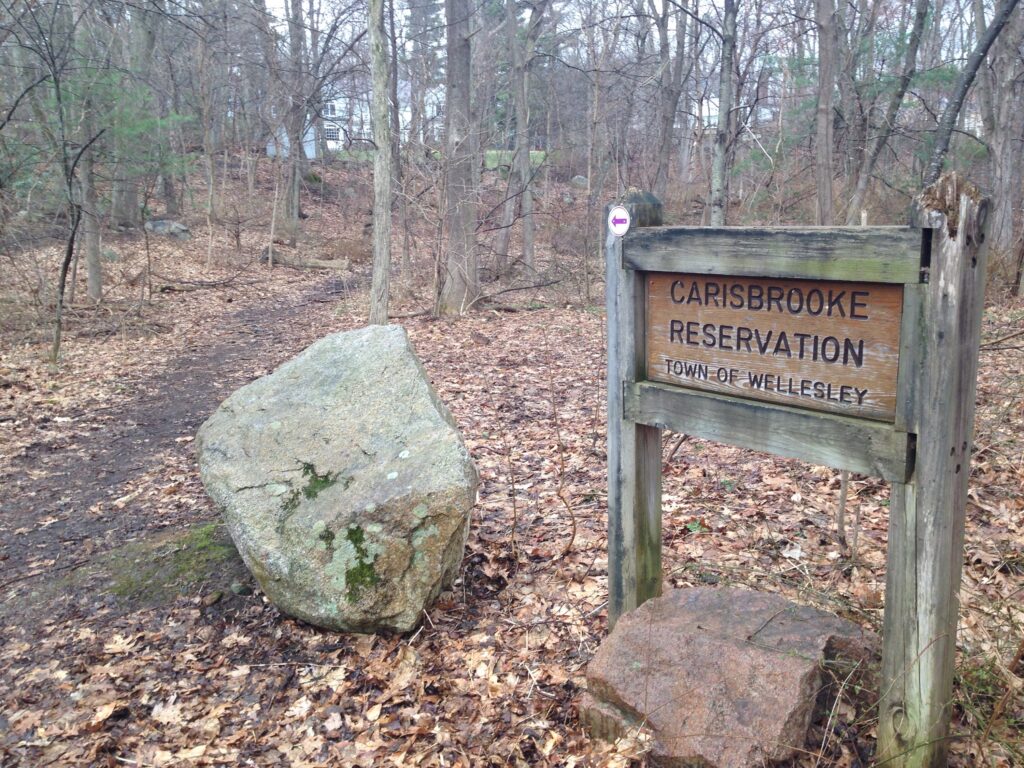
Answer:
[[582, 588, 878, 767]]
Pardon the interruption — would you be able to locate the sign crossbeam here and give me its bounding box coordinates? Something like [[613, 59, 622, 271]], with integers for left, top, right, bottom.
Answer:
[[625, 381, 914, 482]]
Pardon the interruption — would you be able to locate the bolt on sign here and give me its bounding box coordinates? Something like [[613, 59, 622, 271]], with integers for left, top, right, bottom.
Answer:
[[604, 176, 990, 768]]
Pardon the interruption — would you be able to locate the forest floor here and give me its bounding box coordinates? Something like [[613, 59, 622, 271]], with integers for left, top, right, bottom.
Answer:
[[1, 168, 1023, 767]]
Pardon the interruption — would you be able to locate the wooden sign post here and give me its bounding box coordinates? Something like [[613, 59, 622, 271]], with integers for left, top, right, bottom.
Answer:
[[605, 174, 988, 768]]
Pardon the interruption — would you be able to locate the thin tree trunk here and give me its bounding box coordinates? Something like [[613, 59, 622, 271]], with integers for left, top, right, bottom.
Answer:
[[815, 0, 835, 225], [111, 3, 158, 228], [368, 0, 393, 324], [81, 144, 102, 301], [52, 205, 82, 364], [511, 0, 543, 270], [493, 0, 547, 274], [387, 0, 412, 287], [974, 0, 1024, 268], [284, 0, 307, 245], [973, 0, 998, 135], [437, 0, 478, 315], [710, 0, 737, 226], [388, 0, 401, 169], [492, 0, 517, 274], [75, 2, 102, 300], [651, 0, 688, 201], [925, 0, 1021, 185], [845, 0, 928, 223]]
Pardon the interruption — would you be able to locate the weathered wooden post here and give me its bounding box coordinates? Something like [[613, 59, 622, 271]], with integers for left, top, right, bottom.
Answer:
[[606, 200, 663, 627], [877, 174, 989, 768]]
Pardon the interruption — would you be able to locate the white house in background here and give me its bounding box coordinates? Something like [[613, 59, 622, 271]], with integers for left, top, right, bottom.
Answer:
[[266, 127, 319, 159], [322, 100, 345, 152], [264, 97, 368, 158]]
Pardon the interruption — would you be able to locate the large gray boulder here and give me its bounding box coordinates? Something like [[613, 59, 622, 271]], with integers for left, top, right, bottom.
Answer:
[[582, 588, 878, 767], [144, 218, 191, 240], [196, 325, 478, 633]]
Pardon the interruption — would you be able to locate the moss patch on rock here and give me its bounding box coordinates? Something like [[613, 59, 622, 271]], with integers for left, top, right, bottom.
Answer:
[[344, 525, 378, 603], [282, 461, 346, 516]]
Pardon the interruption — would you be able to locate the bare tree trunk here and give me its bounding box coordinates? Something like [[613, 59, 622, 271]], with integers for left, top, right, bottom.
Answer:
[[845, 0, 928, 223], [493, 0, 547, 274], [511, 0, 547, 270], [925, 0, 1021, 185], [81, 140, 102, 302], [368, 0, 392, 324], [492, 176, 515, 275], [198, 27, 219, 231], [651, 0, 689, 201], [492, 0, 518, 274], [284, 0, 307, 245], [710, 0, 737, 226], [75, 0, 102, 300], [974, 0, 1024, 270], [511, 34, 534, 271], [387, 0, 412, 287], [111, 3, 159, 228], [973, 0, 998, 136], [437, 0, 478, 315], [815, 0, 835, 225], [388, 0, 401, 170]]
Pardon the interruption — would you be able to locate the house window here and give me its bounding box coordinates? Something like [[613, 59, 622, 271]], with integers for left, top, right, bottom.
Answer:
[[325, 102, 336, 117], [324, 124, 340, 142]]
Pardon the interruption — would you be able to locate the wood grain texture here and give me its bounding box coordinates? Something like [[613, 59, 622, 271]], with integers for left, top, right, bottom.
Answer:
[[895, 284, 925, 431], [878, 175, 989, 768], [625, 381, 913, 482], [606, 229, 662, 629], [622, 226, 922, 283], [645, 273, 903, 420]]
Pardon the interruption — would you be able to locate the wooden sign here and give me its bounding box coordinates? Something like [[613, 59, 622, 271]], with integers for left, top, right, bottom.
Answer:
[[605, 177, 990, 768], [646, 274, 903, 421]]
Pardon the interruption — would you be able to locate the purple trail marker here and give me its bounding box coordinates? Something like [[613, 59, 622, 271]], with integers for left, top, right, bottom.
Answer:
[[607, 205, 631, 237]]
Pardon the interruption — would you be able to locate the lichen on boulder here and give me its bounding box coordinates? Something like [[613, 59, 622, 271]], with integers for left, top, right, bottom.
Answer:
[[196, 325, 478, 633]]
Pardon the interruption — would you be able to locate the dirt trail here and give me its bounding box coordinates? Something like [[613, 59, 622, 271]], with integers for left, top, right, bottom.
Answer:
[[0, 274, 355, 592]]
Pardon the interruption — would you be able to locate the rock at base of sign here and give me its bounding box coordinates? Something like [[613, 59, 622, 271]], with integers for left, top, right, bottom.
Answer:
[[581, 588, 878, 768], [196, 325, 478, 633]]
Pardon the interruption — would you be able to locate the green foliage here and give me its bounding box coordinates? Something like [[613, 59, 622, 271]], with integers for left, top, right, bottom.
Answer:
[[0, 62, 193, 225], [685, 518, 710, 534], [956, 655, 1024, 762], [913, 64, 960, 91], [483, 149, 547, 170], [334, 148, 374, 163]]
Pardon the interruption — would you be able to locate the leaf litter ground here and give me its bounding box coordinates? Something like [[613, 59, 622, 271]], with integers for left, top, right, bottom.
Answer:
[[2, 208, 1023, 767]]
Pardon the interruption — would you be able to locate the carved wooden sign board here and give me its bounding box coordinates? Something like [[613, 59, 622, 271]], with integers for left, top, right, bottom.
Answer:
[[646, 273, 903, 421], [606, 182, 989, 768]]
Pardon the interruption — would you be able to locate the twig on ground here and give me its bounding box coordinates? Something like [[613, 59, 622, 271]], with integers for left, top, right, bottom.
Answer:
[[389, 309, 431, 319], [505, 434, 520, 561], [544, 326, 576, 560], [665, 434, 689, 467], [150, 270, 254, 288], [981, 327, 1024, 348]]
